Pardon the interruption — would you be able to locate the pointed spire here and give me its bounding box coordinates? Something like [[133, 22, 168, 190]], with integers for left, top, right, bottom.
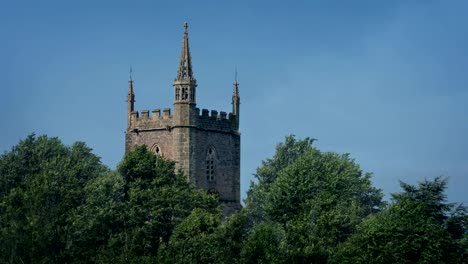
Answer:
[[233, 68, 239, 97], [128, 67, 134, 97], [127, 67, 135, 113], [232, 69, 240, 129], [127, 67, 136, 130], [176, 22, 195, 81]]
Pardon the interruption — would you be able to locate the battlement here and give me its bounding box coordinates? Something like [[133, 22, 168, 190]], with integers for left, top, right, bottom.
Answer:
[[129, 108, 173, 130], [195, 108, 238, 133], [128, 107, 238, 133]]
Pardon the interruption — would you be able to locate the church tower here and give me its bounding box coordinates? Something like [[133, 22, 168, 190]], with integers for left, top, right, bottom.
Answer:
[[125, 23, 241, 215]]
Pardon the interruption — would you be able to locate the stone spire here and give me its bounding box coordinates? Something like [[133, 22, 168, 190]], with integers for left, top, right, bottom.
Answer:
[[232, 70, 240, 129], [127, 67, 135, 128], [176, 22, 195, 81], [174, 22, 197, 105], [233, 69, 240, 98]]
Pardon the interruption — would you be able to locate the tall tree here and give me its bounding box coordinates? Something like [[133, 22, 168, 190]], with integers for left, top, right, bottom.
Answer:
[[243, 135, 384, 263], [333, 177, 468, 264], [67, 145, 219, 263], [244, 136, 315, 223], [157, 208, 222, 263], [0, 134, 108, 263]]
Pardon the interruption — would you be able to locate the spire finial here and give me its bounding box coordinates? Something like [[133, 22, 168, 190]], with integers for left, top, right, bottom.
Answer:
[[184, 22, 188, 33], [233, 68, 239, 96], [235, 67, 238, 83], [129, 66, 133, 81]]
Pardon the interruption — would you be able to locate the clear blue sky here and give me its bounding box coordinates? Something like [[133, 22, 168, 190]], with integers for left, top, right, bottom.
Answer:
[[1, 0, 467, 204]]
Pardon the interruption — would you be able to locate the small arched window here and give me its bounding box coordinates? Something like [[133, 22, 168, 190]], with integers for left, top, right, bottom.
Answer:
[[175, 88, 180, 100], [182, 87, 188, 100], [206, 147, 216, 181], [150, 144, 162, 156]]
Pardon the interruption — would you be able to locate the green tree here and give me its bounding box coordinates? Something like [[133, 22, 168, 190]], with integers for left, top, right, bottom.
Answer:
[[68, 145, 219, 263], [333, 177, 468, 264], [244, 136, 315, 223], [240, 222, 288, 264], [158, 208, 222, 263], [0, 134, 108, 263], [158, 208, 256, 264], [210, 210, 252, 264], [243, 135, 384, 263], [65, 170, 125, 262]]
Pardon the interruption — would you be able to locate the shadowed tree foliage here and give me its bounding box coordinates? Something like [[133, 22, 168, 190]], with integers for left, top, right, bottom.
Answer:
[[157, 208, 223, 263], [0, 137, 218, 263], [332, 177, 468, 264], [0, 134, 108, 263], [67, 145, 219, 263], [239, 221, 288, 264], [1, 135, 466, 263]]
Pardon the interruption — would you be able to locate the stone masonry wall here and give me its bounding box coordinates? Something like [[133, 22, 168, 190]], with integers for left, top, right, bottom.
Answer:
[[192, 128, 241, 215], [125, 129, 175, 160]]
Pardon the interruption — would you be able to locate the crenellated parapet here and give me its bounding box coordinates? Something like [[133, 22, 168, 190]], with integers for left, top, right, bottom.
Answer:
[[128, 106, 238, 134], [195, 108, 238, 133], [129, 108, 173, 131]]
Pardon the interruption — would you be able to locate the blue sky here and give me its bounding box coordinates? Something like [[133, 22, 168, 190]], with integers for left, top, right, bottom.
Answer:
[[1, 0, 467, 204]]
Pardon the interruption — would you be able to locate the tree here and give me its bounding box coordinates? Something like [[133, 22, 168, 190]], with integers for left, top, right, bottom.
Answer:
[[0, 134, 108, 263], [243, 135, 384, 263], [244, 136, 315, 223], [240, 222, 288, 264], [158, 208, 255, 264], [333, 177, 468, 264], [157, 208, 222, 263], [64, 170, 126, 263], [67, 145, 219, 263]]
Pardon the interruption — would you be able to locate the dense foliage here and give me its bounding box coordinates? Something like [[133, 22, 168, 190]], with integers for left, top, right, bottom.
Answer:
[[0, 135, 107, 263], [0, 135, 218, 263], [241, 136, 385, 263], [332, 177, 468, 263], [0, 134, 467, 263]]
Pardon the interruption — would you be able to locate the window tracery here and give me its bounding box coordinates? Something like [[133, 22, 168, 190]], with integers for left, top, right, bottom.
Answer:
[[206, 147, 216, 181], [175, 88, 180, 100], [182, 87, 188, 100]]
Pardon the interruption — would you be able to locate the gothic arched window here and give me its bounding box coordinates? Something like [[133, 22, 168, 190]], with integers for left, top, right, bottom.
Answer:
[[175, 88, 180, 100], [182, 87, 188, 100], [206, 147, 216, 181], [150, 144, 162, 156]]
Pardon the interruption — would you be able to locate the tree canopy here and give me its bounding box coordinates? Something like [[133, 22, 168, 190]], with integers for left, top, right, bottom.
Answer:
[[1, 134, 466, 263], [241, 135, 385, 263], [0, 135, 218, 263], [332, 177, 468, 263], [0, 134, 108, 263]]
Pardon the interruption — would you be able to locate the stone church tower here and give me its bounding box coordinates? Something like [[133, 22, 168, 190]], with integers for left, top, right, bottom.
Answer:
[[125, 23, 241, 215]]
